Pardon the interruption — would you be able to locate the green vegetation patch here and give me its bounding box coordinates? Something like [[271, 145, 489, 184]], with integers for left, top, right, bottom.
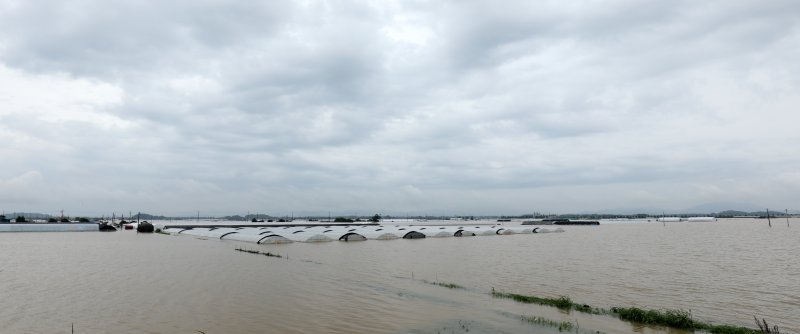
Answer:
[[520, 315, 573, 332], [611, 307, 767, 333], [491, 290, 574, 310], [611, 307, 694, 329], [431, 281, 464, 289], [493, 289, 771, 333]]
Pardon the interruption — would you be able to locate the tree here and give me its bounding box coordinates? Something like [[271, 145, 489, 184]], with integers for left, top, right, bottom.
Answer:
[[334, 217, 354, 223], [369, 214, 381, 223], [15, 216, 26, 223]]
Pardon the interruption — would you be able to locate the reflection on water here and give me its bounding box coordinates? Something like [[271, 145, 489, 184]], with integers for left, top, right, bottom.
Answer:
[[0, 219, 797, 333]]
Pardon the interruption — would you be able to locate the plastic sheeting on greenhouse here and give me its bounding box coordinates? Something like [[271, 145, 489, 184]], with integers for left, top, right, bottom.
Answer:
[[161, 223, 566, 245], [357, 226, 400, 240], [281, 227, 333, 242], [534, 227, 565, 233], [416, 226, 453, 238], [222, 232, 292, 244]]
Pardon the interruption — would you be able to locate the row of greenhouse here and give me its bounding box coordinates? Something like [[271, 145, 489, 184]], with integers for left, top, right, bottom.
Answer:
[[162, 225, 564, 244]]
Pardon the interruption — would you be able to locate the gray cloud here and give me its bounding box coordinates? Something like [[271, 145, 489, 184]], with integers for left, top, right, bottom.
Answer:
[[1, 0, 799, 216]]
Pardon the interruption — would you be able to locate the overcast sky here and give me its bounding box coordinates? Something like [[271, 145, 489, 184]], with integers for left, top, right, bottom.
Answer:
[[1, 0, 799, 216]]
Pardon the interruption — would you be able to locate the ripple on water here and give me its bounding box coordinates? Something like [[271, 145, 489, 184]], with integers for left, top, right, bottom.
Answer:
[[0, 219, 798, 333]]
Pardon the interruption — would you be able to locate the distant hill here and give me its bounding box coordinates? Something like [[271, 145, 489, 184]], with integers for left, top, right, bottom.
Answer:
[[716, 210, 752, 217], [681, 202, 764, 214], [131, 213, 169, 220], [586, 208, 663, 215]]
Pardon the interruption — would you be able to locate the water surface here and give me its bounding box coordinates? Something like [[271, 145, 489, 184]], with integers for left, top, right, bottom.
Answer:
[[0, 218, 796, 333]]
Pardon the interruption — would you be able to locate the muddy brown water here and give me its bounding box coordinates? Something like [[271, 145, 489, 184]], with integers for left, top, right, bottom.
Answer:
[[0, 218, 797, 333]]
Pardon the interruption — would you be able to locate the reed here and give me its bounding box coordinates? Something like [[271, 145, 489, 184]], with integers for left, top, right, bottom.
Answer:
[[520, 315, 573, 332], [754, 316, 781, 334]]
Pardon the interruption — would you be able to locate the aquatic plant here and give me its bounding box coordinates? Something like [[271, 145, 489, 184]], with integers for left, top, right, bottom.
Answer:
[[520, 315, 573, 332], [432, 281, 464, 289], [492, 289, 772, 333], [753, 316, 781, 334], [611, 307, 693, 328], [491, 290, 574, 310], [234, 247, 282, 258]]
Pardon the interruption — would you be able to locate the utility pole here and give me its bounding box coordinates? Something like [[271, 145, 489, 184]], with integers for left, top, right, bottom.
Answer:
[[766, 208, 771, 227]]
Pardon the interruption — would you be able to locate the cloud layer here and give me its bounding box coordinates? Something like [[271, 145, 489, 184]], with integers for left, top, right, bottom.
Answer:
[[2, 0, 799, 216]]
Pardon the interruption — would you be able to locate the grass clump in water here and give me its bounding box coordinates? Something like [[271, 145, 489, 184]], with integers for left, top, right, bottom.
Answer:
[[234, 247, 282, 258], [491, 289, 573, 310], [493, 289, 773, 333], [432, 281, 464, 289], [611, 307, 768, 334], [611, 307, 693, 328], [752, 316, 782, 334], [521, 315, 573, 332]]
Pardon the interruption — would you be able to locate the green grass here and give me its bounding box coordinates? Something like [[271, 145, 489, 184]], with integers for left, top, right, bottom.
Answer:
[[520, 315, 574, 332], [493, 289, 770, 334], [611, 307, 694, 328], [611, 307, 765, 333], [432, 281, 464, 289], [491, 290, 573, 309]]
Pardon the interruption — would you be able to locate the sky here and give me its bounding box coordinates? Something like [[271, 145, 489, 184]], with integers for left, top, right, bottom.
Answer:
[[1, 0, 799, 217]]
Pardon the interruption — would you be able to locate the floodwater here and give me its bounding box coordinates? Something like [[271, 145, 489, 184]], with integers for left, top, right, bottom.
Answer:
[[0, 218, 797, 333]]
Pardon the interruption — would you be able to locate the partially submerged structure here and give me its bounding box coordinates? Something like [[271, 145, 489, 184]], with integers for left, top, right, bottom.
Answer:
[[162, 224, 564, 245]]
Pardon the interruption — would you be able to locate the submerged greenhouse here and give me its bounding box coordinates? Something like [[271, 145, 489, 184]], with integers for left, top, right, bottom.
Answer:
[[161, 224, 564, 245]]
